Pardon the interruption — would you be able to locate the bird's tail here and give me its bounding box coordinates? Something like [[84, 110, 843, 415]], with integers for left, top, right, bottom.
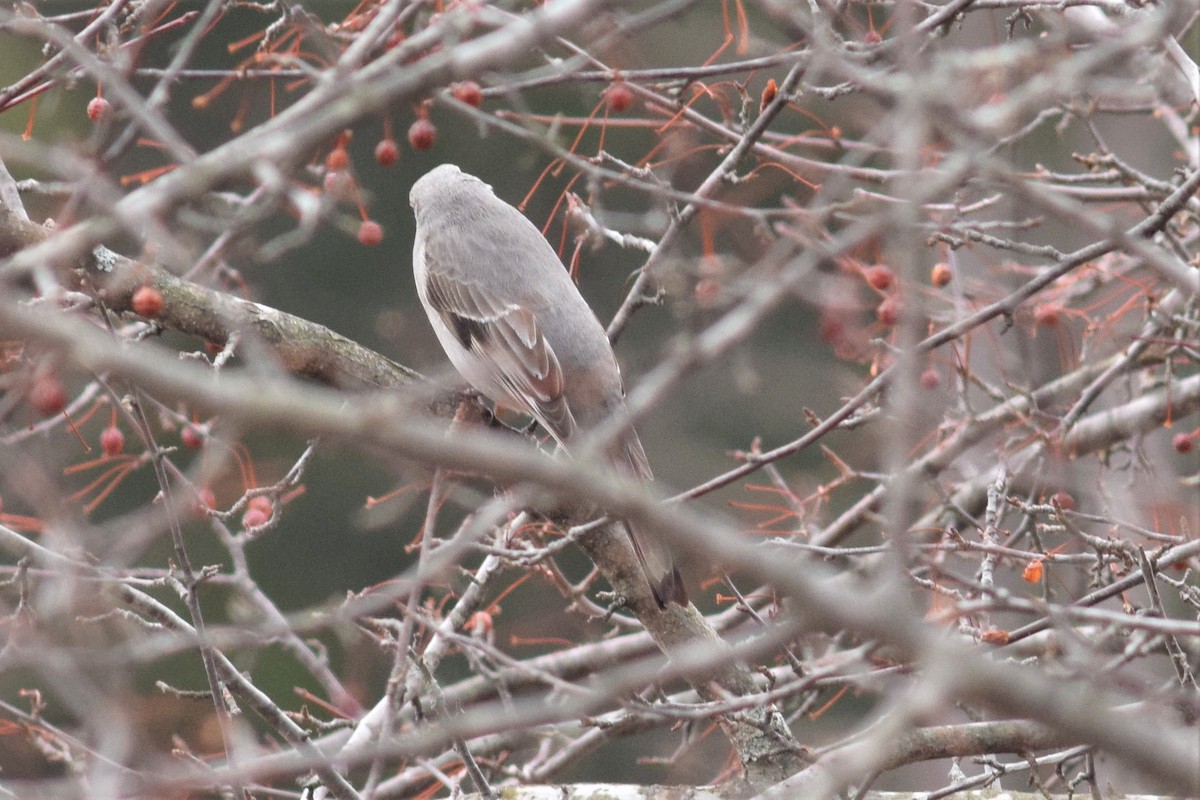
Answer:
[[623, 520, 688, 609], [611, 433, 687, 609]]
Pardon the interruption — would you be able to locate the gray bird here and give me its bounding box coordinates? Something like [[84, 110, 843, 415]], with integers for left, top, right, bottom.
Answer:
[[410, 164, 683, 608]]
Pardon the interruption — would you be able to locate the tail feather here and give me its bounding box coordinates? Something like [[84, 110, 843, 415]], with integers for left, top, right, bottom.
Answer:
[[657, 564, 688, 607], [624, 521, 686, 610], [613, 430, 685, 609]]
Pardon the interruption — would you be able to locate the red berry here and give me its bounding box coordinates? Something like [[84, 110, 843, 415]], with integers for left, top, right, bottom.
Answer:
[[1051, 490, 1075, 511], [325, 147, 350, 172], [100, 425, 125, 456], [192, 487, 216, 516], [931, 262, 952, 288], [358, 220, 383, 246], [374, 138, 399, 166], [818, 313, 844, 343], [876, 296, 901, 326], [182, 424, 205, 449], [86, 96, 111, 122], [29, 374, 66, 416], [1174, 433, 1194, 454], [920, 368, 940, 390], [451, 80, 482, 107], [131, 285, 163, 318], [408, 118, 436, 151], [604, 82, 633, 112], [1034, 304, 1062, 327], [864, 265, 894, 291], [242, 496, 271, 528]]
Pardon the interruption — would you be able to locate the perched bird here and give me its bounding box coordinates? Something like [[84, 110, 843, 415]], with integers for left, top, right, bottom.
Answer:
[[409, 164, 683, 608]]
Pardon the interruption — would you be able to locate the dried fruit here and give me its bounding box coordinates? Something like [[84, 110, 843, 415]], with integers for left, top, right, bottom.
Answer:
[[242, 495, 272, 528], [876, 296, 901, 326], [451, 80, 482, 107], [29, 374, 67, 416], [358, 220, 383, 246], [86, 96, 111, 122], [604, 81, 633, 112], [325, 146, 349, 172], [864, 265, 894, 291], [131, 285, 164, 318], [408, 118, 436, 151], [1051, 490, 1075, 511], [191, 487, 216, 516], [930, 262, 951, 287], [182, 424, 205, 449], [100, 425, 125, 456], [1034, 304, 1062, 327], [374, 138, 399, 166]]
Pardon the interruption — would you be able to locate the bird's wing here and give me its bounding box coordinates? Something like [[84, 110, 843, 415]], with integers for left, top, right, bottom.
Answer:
[[424, 267, 578, 442]]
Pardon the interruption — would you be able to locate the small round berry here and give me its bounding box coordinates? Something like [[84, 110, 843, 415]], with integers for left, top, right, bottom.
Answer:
[[930, 262, 952, 287], [131, 285, 164, 318], [693, 278, 720, 308], [604, 81, 633, 112], [1173, 433, 1194, 454], [864, 265, 894, 291], [374, 138, 399, 166], [1051, 490, 1076, 511], [29, 374, 67, 416], [242, 497, 272, 528], [818, 314, 844, 344], [86, 96, 111, 122], [100, 425, 125, 456], [408, 118, 437, 151], [919, 368, 941, 390], [192, 487, 216, 516], [358, 220, 383, 246], [876, 296, 901, 326], [451, 80, 482, 107], [181, 424, 205, 449], [1034, 304, 1062, 328], [325, 147, 350, 172]]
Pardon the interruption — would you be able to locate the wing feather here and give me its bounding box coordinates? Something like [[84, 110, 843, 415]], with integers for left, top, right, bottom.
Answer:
[[424, 269, 576, 442]]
